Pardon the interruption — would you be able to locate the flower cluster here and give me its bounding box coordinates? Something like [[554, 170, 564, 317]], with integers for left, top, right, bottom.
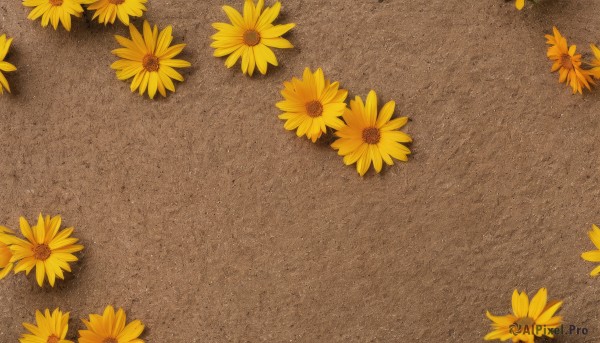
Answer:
[[277, 68, 412, 176], [20, 306, 144, 343], [545, 27, 600, 95], [22, 0, 148, 31], [484, 222, 600, 342], [7, 0, 600, 342], [17, 0, 191, 100], [1, 215, 145, 342]]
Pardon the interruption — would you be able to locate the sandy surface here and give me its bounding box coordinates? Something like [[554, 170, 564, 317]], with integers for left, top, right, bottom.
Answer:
[[1, 0, 600, 341]]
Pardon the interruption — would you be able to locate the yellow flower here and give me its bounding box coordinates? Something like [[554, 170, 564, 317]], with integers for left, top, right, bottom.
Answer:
[[78, 306, 145, 343], [22, 0, 86, 31], [588, 44, 600, 79], [86, 0, 147, 26], [581, 224, 600, 276], [0, 34, 17, 94], [0, 225, 16, 280], [516, 0, 525, 10], [331, 90, 412, 176], [11, 214, 84, 287], [20, 308, 73, 343], [111, 20, 191, 99], [277, 68, 348, 142], [485, 288, 562, 342], [211, 0, 295, 76], [545, 26, 594, 94]]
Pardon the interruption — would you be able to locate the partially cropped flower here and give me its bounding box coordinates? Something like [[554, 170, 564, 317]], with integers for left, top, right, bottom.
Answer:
[[78, 306, 145, 343], [331, 90, 412, 176], [277, 68, 347, 142], [211, 0, 295, 76], [0, 225, 16, 280], [111, 20, 191, 99], [581, 224, 600, 276], [588, 44, 600, 79], [0, 34, 16, 94], [545, 26, 594, 94], [515, 0, 525, 10], [86, 0, 147, 26], [22, 0, 87, 31], [11, 214, 84, 287], [485, 288, 562, 342], [20, 308, 73, 343]]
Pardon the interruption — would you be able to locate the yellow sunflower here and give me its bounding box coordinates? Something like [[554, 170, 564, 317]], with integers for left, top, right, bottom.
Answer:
[[78, 306, 145, 343], [0, 225, 16, 280], [277, 68, 348, 142], [211, 0, 295, 76], [581, 224, 600, 276], [0, 34, 17, 94], [485, 288, 562, 342], [11, 214, 84, 287], [588, 44, 600, 79], [331, 90, 412, 176], [22, 0, 86, 31], [111, 20, 191, 99], [86, 0, 147, 26], [545, 26, 594, 94], [20, 308, 73, 343]]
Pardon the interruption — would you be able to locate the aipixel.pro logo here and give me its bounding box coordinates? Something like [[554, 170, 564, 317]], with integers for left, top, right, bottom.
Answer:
[[509, 323, 588, 336]]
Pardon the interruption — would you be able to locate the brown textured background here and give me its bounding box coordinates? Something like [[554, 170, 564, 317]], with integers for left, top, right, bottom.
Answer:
[[1, 0, 600, 341]]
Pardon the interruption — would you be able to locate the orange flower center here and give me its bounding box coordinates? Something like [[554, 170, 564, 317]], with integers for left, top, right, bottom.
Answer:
[[142, 54, 160, 72], [109, 0, 125, 4], [560, 54, 573, 70], [362, 127, 381, 144], [243, 30, 261, 46], [103, 339, 118, 343], [49, 0, 63, 6], [47, 335, 59, 343], [33, 244, 51, 260], [305, 101, 323, 118], [515, 317, 535, 326]]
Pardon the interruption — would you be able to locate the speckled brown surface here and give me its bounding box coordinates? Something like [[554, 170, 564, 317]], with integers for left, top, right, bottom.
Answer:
[[1, 0, 600, 341]]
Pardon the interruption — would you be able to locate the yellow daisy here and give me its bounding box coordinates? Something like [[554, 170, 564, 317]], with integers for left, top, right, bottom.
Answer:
[[86, 0, 147, 26], [11, 214, 84, 287], [0, 225, 16, 280], [211, 0, 295, 76], [20, 308, 73, 343], [0, 34, 17, 94], [545, 26, 594, 94], [588, 44, 600, 79], [331, 90, 412, 176], [111, 20, 191, 99], [581, 224, 600, 276], [22, 0, 86, 31], [515, 0, 525, 10], [485, 288, 562, 342], [277, 68, 348, 142], [78, 306, 145, 343]]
